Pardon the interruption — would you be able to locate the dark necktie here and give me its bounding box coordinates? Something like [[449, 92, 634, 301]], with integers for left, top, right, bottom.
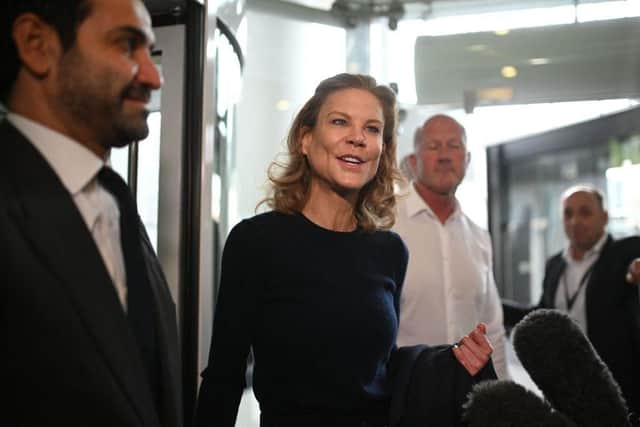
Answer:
[[97, 166, 160, 404]]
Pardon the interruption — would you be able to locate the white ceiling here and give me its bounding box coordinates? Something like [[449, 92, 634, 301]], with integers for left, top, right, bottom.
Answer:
[[278, 0, 334, 10], [415, 16, 640, 107], [277, 0, 624, 17]]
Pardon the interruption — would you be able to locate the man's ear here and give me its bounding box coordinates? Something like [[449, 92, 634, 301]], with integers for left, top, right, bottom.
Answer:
[[408, 153, 417, 173], [12, 13, 62, 78]]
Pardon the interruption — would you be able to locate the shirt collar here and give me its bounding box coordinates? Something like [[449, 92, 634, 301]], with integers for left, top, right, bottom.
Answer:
[[7, 113, 104, 195], [406, 182, 462, 221], [406, 183, 434, 218], [562, 231, 609, 263]]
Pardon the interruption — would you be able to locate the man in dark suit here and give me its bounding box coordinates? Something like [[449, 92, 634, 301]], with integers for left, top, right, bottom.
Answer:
[[1, 1, 182, 426], [503, 185, 640, 416]]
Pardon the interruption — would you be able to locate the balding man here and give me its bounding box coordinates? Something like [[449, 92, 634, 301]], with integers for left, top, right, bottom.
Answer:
[[393, 114, 509, 379]]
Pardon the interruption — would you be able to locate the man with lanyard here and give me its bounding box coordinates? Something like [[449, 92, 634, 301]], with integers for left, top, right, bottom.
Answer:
[[504, 184, 640, 416]]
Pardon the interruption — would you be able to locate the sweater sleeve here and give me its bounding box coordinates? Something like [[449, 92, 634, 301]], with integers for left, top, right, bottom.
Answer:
[[390, 232, 409, 361], [393, 234, 409, 322], [195, 220, 261, 427]]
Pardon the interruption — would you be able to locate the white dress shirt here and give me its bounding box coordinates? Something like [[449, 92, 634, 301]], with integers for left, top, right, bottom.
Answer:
[[393, 183, 508, 379], [554, 232, 608, 333], [7, 113, 128, 310]]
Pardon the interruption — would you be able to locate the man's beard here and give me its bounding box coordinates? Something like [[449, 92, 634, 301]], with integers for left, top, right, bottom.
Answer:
[[107, 86, 152, 148], [57, 51, 152, 148]]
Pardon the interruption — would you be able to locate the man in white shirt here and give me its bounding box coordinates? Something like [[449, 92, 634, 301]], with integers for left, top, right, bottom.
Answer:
[[503, 185, 640, 415], [1, 1, 181, 426], [393, 114, 509, 379]]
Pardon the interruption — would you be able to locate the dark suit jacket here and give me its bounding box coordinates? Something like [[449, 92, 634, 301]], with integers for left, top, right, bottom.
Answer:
[[503, 235, 640, 414], [0, 121, 183, 427], [389, 345, 497, 427]]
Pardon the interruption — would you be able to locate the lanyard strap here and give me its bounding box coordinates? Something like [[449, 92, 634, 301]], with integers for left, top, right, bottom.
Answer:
[[562, 263, 595, 311]]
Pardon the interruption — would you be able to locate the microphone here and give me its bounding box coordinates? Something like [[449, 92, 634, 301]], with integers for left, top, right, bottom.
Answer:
[[512, 309, 629, 427], [462, 380, 575, 427]]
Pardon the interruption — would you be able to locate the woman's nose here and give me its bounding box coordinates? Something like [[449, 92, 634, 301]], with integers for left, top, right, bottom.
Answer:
[[348, 128, 366, 147]]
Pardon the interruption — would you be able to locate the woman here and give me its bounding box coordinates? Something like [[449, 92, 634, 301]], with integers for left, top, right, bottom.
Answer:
[[195, 73, 492, 427]]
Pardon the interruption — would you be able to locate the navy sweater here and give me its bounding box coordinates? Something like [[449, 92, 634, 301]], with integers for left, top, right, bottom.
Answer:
[[196, 211, 408, 426]]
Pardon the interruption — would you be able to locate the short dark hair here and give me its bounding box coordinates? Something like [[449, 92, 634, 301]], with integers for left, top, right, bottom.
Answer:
[[1, 0, 93, 103]]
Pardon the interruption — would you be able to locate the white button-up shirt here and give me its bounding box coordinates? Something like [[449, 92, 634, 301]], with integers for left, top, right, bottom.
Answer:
[[554, 232, 608, 333], [8, 113, 128, 310], [393, 183, 508, 379]]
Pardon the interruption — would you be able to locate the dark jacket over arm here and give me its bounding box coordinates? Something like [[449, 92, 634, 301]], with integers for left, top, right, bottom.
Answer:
[[389, 344, 497, 427]]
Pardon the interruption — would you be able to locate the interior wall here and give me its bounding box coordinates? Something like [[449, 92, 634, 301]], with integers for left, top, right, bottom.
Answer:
[[234, 9, 346, 224]]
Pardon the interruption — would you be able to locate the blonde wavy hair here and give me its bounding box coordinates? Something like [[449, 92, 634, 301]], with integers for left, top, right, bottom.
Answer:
[[262, 73, 402, 231]]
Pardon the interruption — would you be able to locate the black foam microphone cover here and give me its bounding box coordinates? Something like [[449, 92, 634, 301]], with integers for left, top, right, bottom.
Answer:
[[462, 380, 576, 427], [512, 309, 629, 427]]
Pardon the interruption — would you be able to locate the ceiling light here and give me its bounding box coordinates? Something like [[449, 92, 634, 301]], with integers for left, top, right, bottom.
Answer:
[[501, 66, 518, 78], [528, 57, 551, 65], [466, 44, 488, 52], [276, 100, 290, 111]]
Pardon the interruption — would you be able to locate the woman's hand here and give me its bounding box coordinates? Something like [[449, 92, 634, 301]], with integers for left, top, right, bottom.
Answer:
[[452, 323, 493, 376]]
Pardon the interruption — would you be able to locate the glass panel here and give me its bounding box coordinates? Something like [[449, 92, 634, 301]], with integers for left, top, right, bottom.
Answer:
[[606, 134, 640, 236], [136, 111, 162, 250], [136, 57, 163, 251], [214, 26, 242, 239], [110, 146, 129, 182]]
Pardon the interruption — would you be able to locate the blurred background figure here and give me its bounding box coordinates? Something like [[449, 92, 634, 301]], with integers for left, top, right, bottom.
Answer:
[[503, 184, 640, 415]]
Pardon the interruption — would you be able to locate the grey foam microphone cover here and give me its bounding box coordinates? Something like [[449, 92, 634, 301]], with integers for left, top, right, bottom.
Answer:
[[512, 309, 629, 427], [463, 379, 576, 427]]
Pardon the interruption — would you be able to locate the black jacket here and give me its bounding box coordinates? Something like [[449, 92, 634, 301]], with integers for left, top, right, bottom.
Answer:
[[389, 344, 497, 427], [0, 121, 183, 427]]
